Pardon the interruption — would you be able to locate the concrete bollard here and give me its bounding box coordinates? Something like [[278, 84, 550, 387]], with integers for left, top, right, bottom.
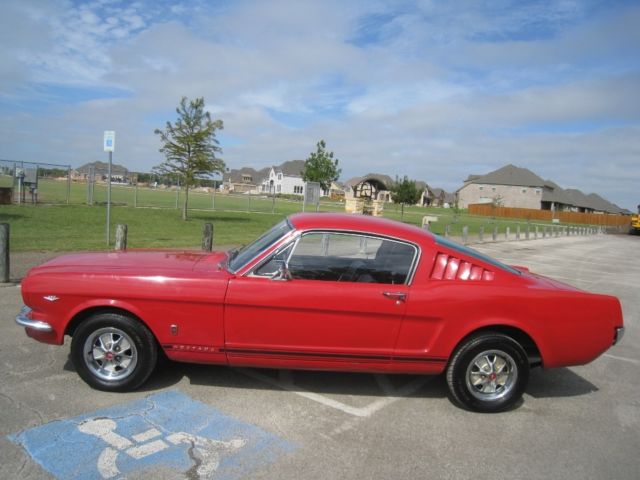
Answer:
[[478, 226, 484, 243], [0, 223, 9, 283], [505, 227, 510, 241], [444, 224, 450, 237], [516, 225, 521, 241], [535, 225, 539, 239], [525, 225, 530, 240], [492, 226, 498, 242], [115, 224, 128, 251], [462, 226, 468, 244], [202, 223, 214, 252]]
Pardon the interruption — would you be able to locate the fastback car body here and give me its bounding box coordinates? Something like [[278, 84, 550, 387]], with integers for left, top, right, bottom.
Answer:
[[17, 213, 624, 412]]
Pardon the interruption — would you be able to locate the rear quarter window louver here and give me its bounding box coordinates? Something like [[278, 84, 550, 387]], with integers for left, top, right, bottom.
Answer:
[[431, 253, 495, 281]]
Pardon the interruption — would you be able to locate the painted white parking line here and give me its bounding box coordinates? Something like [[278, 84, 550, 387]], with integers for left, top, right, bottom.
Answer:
[[239, 369, 430, 417], [604, 353, 640, 365]]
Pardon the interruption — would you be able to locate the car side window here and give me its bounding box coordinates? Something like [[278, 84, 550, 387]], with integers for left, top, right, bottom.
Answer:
[[286, 232, 416, 284]]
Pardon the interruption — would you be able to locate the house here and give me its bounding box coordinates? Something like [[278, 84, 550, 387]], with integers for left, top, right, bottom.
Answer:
[[344, 174, 394, 216], [415, 181, 436, 206], [74, 161, 130, 183], [457, 164, 624, 214], [259, 160, 309, 196], [540, 180, 575, 212], [456, 164, 548, 209], [430, 188, 456, 208], [328, 181, 346, 200], [223, 167, 269, 194], [564, 189, 627, 214], [345, 174, 436, 206], [344, 174, 394, 202]]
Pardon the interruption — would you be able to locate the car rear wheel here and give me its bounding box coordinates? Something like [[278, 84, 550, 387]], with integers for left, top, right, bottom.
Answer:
[[446, 333, 529, 413], [71, 312, 158, 392]]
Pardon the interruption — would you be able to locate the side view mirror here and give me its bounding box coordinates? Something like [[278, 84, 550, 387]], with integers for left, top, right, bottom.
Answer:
[[271, 262, 292, 281]]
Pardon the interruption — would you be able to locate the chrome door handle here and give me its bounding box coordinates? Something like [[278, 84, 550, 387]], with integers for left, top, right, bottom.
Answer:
[[383, 291, 407, 303]]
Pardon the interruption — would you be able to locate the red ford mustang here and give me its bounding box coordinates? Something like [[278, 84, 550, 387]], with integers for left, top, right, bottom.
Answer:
[[16, 213, 624, 412]]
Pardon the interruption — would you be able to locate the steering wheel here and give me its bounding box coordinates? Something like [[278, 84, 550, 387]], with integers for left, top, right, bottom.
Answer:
[[338, 260, 366, 282]]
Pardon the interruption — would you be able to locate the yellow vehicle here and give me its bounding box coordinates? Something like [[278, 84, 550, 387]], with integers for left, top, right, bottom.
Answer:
[[631, 213, 640, 234]]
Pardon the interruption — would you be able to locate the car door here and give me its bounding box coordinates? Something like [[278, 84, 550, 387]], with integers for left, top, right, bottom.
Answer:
[[223, 231, 418, 370]]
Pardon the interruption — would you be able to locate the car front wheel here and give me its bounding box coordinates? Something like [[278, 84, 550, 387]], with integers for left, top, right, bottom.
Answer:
[[71, 312, 158, 392], [446, 333, 529, 413]]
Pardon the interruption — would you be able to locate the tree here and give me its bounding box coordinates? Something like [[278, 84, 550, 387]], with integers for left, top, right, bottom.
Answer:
[[390, 176, 423, 220], [154, 97, 225, 220], [301, 140, 342, 192]]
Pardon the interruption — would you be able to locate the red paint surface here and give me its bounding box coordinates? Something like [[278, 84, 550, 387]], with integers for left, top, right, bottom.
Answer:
[[19, 213, 624, 375]]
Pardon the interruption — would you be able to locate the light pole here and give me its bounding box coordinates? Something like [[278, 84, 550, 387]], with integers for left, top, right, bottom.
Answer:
[[103, 131, 115, 245]]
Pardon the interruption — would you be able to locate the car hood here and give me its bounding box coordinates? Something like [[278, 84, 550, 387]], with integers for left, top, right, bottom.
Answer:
[[27, 250, 229, 277]]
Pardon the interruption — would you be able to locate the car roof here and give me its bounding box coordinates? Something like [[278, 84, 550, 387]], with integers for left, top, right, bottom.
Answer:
[[288, 213, 435, 245]]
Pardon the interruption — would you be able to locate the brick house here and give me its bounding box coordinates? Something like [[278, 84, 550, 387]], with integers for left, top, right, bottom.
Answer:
[[456, 164, 624, 214]]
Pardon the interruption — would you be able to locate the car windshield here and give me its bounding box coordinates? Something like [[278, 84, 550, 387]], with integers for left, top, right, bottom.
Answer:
[[434, 235, 522, 275], [227, 219, 293, 273]]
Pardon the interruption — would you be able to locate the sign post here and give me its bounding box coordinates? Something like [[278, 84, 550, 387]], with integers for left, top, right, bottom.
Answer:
[[103, 131, 115, 245]]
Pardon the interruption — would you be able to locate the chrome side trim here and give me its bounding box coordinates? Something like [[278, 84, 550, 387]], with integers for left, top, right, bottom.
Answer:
[[613, 326, 625, 345], [15, 306, 53, 332]]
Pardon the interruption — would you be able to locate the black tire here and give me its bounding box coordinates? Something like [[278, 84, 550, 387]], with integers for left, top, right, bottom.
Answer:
[[446, 333, 529, 413], [70, 312, 158, 392]]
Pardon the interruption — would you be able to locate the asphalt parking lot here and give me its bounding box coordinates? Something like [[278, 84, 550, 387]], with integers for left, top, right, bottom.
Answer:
[[1, 234, 639, 479]]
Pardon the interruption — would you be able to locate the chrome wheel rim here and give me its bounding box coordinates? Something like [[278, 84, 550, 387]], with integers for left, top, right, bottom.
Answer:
[[465, 350, 517, 401], [83, 327, 138, 381]]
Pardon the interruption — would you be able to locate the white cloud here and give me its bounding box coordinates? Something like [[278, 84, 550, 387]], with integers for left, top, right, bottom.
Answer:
[[0, 0, 639, 209]]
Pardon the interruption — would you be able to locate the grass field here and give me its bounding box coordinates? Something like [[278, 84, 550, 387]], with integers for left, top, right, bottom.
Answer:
[[0, 178, 577, 252], [0, 205, 284, 251]]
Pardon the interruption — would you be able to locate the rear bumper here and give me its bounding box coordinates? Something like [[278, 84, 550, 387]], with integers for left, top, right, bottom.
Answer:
[[15, 306, 53, 332]]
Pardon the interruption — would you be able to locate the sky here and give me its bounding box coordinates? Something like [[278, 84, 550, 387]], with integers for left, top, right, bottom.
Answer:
[[1, 0, 639, 210]]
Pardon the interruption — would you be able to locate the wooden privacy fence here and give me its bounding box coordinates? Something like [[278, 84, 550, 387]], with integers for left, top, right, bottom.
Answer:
[[468, 204, 630, 227]]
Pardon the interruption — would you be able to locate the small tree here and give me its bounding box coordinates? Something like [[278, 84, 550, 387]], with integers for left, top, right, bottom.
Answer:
[[390, 176, 423, 220], [301, 140, 342, 192], [154, 97, 225, 220]]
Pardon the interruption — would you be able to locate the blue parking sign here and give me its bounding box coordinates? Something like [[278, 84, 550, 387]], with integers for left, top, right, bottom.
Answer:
[[103, 130, 115, 152], [9, 390, 295, 479]]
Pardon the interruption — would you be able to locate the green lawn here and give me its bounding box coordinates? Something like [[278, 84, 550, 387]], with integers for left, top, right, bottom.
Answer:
[[0, 205, 285, 251], [1, 201, 573, 253], [0, 177, 584, 252]]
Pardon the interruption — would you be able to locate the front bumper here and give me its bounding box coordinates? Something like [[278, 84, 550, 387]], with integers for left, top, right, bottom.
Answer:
[[16, 306, 53, 332]]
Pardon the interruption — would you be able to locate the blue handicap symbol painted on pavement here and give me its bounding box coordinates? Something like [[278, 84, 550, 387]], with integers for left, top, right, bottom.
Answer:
[[8, 390, 296, 479]]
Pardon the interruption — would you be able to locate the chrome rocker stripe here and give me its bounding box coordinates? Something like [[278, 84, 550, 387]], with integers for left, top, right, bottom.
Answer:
[[221, 348, 447, 363]]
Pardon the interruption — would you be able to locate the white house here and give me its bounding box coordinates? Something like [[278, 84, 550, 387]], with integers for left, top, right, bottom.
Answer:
[[260, 160, 324, 196]]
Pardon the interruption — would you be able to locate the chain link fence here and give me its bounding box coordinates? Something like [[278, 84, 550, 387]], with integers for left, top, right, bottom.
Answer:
[[0, 159, 345, 214], [0, 159, 72, 205]]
